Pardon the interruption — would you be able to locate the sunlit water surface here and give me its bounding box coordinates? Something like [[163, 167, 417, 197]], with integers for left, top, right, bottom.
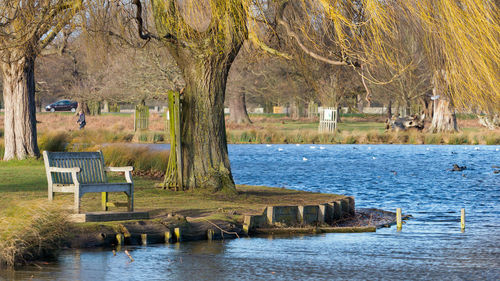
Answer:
[[2, 144, 499, 280]]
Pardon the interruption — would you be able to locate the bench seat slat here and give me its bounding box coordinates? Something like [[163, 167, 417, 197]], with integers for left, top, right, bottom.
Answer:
[[53, 185, 77, 193], [80, 183, 132, 194], [54, 183, 132, 194]]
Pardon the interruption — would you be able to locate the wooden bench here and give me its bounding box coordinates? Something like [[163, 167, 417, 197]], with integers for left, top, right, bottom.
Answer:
[[43, 151, 134, 213]]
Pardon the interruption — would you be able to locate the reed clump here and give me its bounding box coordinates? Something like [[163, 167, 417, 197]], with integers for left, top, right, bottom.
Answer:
[[0, 201, 70, 267], [134, 131, 167, 143], [484, 133, 500, 145], [100, 145, 169, 177], [448, 133, 470, 145], [38, 131, 71, 152], [226, 129, 498, 145]]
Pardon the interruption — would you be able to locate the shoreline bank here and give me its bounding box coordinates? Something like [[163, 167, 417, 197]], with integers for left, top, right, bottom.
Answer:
[[66, 207, 399, 249]]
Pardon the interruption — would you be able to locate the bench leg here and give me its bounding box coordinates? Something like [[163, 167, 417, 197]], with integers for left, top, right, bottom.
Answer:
[[74, 189, 81, 214], [126, 185, 134, 212], [48, 185, 53, 201], [101, 192, 108, 211]]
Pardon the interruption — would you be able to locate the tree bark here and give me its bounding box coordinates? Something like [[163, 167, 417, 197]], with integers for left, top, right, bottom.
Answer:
[[75, 101, 90, 115], [1, 56, 40, 160], [150, 0, 247, 193], [177, 52, 239, 193], [103, 100, 109, 113], [429, 98, 458, 132], [228, 91, 251, 124], [387, 100, 393, 119], [356, 94, 364, 113], [429, 71, 458, 132]]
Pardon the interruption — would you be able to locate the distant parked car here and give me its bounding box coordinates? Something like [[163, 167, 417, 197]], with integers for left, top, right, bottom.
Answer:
[[45, 100, 78, 112]]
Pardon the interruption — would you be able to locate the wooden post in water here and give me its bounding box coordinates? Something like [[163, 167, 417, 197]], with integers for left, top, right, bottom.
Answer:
[[116, 233, 124, 245], [165, 230, 173, 243], [174, 227, 182, 242], [461, 208, 465, 231], [396, 208, 402, 230], [141, 234, 147, 245], [207, 229, 215, 241]]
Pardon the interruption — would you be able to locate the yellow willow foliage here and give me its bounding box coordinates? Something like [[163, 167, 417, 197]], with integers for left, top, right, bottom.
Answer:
[[150, 0, 498, 110], [317, 0, 499, 111], [152, 0, 248, 54], [404, 0, 500, 111]]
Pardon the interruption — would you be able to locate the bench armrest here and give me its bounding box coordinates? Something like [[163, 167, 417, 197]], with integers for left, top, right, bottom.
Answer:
[[48, 167, 81, 173], [48, 167, 81, 185], [105, 166, 134, 172], [105, 166, 133, 183]]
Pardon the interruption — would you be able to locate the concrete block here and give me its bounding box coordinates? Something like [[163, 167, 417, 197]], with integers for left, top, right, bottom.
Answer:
[[347, 196, 355, 216], [331, 201, 342, 220], [244, 215, 252, 226], [254, 214, 268, 228], [268, 206, 299, 226], [298, 205, 319, 224], [244, 214, 268, 231], [318, 204, 327, 223], [267, 207, 275, 224], [340, 198, 350, 216]]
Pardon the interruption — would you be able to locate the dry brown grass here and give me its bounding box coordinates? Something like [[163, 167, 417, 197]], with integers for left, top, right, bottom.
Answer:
[[31, 113, 166, 133], [0, 200, 71, 267]]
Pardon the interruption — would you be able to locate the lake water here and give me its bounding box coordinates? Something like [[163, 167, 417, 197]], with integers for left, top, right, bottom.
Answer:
[[2, 144, 499, 280]]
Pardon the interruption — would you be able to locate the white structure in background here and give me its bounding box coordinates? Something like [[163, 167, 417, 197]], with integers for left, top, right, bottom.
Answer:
[[252, 107, 264, 114], [319, 107, 337, 133]]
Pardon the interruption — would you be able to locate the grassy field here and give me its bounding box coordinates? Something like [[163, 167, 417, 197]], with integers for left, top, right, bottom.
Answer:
[[0, 159, 343, 216]]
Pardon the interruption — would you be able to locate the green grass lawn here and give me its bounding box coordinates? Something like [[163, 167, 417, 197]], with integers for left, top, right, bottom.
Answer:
[[256, 119, 386, 132], [338, 122, 385, 132], [0, 159, 343, 217]]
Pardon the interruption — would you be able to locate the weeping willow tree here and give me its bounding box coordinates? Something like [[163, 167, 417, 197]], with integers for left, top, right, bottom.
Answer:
[[132, 0, 498, 192], [0, 0, 82, 160], [134, 0, 248, 193], [312, 0, 499, 131]]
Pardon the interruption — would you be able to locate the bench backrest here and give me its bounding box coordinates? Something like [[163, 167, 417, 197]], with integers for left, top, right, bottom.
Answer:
[[43, 151, 108, 185]]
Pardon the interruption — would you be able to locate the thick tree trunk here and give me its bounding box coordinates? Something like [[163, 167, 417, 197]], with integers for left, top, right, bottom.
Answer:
[[356, 94, 364, 113], [177, 53, 240, 193], [228, 91, 251, 124], [429, 70, 458, 132], [1, 57, 39, 160], [75, 101, 90, 115], [429, 98, 458, 132], [387, 100, 393, 119], [405, 99, 411, 117], [150, 0, 246, 193], [103, 100, 109, 113]]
